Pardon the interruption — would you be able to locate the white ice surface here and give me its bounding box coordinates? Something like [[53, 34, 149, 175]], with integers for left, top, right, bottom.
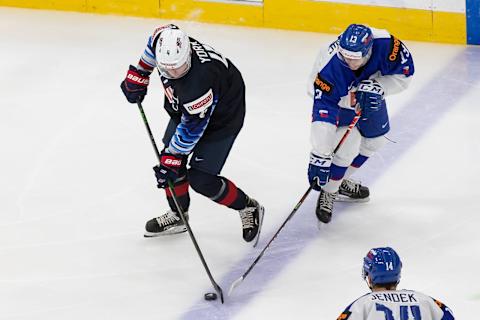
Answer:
[[0, 7, 479, 320]]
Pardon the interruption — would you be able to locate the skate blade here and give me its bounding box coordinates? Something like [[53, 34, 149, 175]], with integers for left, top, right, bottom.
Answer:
[[335, 195, 370, 203], [144, 226, 187, 238], [317, 220, 324, 230], [252, 205, 265, 248]]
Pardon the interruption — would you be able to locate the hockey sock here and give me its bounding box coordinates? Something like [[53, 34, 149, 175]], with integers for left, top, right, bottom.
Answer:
[[165, 179, 190, 212], [343, 154, 369, 180], [351, 154, 369, 168], [189, 169, 247, 210], [323, 163, 348, 193]]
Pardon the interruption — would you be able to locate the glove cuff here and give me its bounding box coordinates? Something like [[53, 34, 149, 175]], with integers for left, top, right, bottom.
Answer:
[[309, 152, 332, 166], [357, 79, 384, 95], [160, 154, 185, 168], [126, 65, 150, 86]]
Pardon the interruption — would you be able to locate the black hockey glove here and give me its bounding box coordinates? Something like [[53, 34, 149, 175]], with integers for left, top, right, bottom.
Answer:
[[120, 65, 150, 103], [153, 152, 188, 189], [355, 80, 384, 118], [308, 153, 332, 191]]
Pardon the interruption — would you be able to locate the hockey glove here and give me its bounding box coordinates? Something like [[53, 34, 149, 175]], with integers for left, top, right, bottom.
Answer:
[[308, 153, 332, 191], [153, 152, 188, 189], [120, 65, 150, 103], [355, 80, 384, 118]]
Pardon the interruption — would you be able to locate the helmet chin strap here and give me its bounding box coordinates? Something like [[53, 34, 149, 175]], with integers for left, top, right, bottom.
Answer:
[[366, 276, 373, 290]]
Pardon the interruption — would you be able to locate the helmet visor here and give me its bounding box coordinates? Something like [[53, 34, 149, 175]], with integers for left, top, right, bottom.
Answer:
[[338, 47, 372, 70], [158, 55, 191, 79]]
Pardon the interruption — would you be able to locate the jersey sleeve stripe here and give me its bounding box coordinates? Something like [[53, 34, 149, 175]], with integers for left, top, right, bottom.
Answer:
[[168, 104, 217, 154]]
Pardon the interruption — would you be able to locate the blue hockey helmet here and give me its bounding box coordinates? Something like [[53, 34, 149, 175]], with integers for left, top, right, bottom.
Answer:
[[339, 24, 374, 60], [362, 247, 402, 286]]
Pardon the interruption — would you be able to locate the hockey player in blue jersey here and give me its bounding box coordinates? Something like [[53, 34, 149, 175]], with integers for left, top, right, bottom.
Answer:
[[337, 247, 455, 320], [307, 24, 415, 223], [120, 25, 264, 245]]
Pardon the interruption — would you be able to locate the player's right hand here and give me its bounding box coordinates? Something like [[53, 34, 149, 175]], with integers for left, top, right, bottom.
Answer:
[[120, 65, 150, 103], [308, 153, 332, 191], [354, 79, 384, 117]]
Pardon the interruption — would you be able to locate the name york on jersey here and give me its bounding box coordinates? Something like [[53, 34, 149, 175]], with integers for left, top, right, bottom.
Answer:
[[191, 41, 211, 64]]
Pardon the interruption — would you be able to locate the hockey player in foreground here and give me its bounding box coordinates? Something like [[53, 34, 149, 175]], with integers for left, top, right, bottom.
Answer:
[[337, 247, 454, 319], [307, 24, 415, 223], [120, 25, 264, 245]]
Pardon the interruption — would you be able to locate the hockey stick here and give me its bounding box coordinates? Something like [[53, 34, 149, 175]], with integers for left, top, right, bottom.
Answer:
[[333, 111, 361, 154], [228, 184, 314, 296], [136, 100, 224, 304], [228, 111, 361, 296], [167, 180, 225, 304]]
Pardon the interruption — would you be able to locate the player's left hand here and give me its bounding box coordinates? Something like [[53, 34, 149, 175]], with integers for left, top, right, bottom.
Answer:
[[153, 152, 188, 189], [355, 80, 384, 117]]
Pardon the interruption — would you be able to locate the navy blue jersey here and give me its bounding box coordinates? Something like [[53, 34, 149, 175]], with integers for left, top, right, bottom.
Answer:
[[137, 25, 245, 155]]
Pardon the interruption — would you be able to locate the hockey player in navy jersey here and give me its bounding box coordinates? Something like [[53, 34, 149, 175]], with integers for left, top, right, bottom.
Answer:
[[120, 25, 264, 245], [307, 24, 415, 223], [337, 247, 454, 320]]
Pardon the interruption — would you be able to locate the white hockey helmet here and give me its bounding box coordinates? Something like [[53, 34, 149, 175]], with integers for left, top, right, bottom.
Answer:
[[155, 28, 192, 79]]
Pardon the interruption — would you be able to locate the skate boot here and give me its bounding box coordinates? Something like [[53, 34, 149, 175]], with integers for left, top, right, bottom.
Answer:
[[315, 189, 337, 224], [238, 197, 264, 247], [337, 179, 370, 202], [144, 210, 188, 237]]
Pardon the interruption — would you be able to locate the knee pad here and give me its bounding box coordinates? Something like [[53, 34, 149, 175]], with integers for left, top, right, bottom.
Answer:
[[188, 169, 219, 195], [359, 135, 387, 157], [332, 127, 361, 167]]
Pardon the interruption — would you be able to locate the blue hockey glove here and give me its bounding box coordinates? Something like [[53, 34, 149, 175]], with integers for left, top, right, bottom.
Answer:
[[120, 65, 150, 103], [355, 80, 384, 118], [308, 153, 333, 191], [153, 152, 188, 189]]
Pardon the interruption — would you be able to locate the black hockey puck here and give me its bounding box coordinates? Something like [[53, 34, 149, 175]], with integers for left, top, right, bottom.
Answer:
[[204, 292, 217, 301]]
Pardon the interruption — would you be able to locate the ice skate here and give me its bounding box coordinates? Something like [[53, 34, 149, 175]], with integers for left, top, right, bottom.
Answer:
[[144, 210, 188, 237], [238, 197, 264, 247], [316, 189, 337, 224], [337, 179, 370, 202]]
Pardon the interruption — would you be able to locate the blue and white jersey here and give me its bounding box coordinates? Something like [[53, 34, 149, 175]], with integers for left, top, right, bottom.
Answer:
[[308, 28, 415, 126], [337, 289, 454, 320], [136, 25, 246, 155]]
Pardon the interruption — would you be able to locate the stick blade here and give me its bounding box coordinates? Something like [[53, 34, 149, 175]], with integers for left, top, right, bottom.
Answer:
[[215, 285, 225, 304], [212, 283, 224, 304], [228, 276, 244, 296]]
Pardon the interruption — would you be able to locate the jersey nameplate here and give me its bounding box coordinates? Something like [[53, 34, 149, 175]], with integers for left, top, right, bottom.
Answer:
[[191, 41, 211, 64], [184, 89, 214, 115]]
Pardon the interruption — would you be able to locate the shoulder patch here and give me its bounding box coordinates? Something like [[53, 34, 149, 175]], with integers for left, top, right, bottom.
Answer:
[[184, 89, 214, 115], [388, 36, 401, 62], [434, 299, 445, 309], [314, 74, 334, 95], [337, 311, 352, 320]]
